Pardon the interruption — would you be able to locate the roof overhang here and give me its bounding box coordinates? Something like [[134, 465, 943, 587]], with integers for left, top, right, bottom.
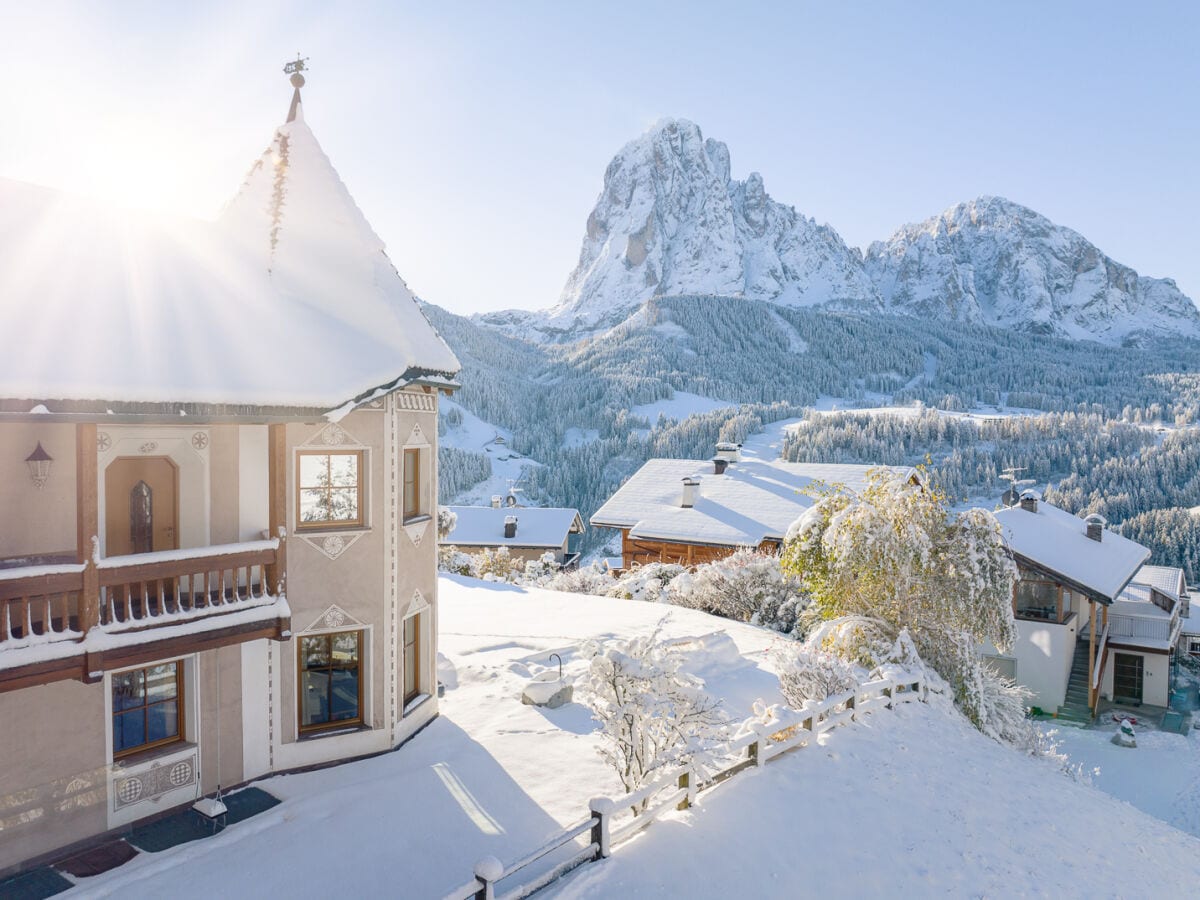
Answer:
[[1010, 552, 1137, 606]]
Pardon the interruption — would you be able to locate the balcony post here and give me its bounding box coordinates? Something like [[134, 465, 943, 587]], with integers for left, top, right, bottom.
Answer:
[[266, 423, 287, 595], [1087, 599, 1097, 711], [76, 423, 100, 633]]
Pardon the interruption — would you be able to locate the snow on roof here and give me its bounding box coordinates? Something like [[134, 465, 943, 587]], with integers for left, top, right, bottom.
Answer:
[[1129, 564, 1185, 603], [0, 96, 459, 413], [1112, 582, 1171, 619], [995, 500, 1150, 602], [445, 506, 583, 549], [591, 458, 912, 547]]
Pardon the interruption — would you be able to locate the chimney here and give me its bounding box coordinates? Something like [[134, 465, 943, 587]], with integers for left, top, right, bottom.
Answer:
[[681, 476, 700, 508], [1019, 489, 1040, 514], [504, 515, 518, 539], [491, 495, 503, 509], [712, 457, 729, 475], [1084, 513, 1106, 542], [715, 441, 742, 463]]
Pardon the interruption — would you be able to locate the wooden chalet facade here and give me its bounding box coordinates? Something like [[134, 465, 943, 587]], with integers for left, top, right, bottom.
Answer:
[[0, 71, 460, 874]]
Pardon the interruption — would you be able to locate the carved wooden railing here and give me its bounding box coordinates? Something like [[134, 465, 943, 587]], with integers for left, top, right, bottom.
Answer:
[[0, 539, 284, 649]]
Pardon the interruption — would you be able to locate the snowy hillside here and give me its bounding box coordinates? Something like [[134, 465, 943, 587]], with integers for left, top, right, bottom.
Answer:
[[73, 576, 1200, 898], [485, 119, 880, 338], [865, 196, 1200, 342]]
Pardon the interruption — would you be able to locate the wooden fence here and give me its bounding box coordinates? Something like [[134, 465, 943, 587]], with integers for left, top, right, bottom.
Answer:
[[442, 673, 925, 900]]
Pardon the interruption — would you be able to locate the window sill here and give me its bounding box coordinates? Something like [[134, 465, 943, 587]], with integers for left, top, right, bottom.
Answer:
[[403, 693, 431, 716], [297, 723, 370, 742], [113, 740, 195, 769], [402, 514, 432, 527], [295, 525, 371, 537]]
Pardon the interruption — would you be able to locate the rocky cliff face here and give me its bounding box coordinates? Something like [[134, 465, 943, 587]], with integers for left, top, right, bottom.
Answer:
[[864, 196, 1200, 342], [483, 122, 1197, 346], [544, 118, 879, 332]]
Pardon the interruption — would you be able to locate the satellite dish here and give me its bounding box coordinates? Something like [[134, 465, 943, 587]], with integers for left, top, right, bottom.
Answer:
[[1001, 489, 1019, 507]]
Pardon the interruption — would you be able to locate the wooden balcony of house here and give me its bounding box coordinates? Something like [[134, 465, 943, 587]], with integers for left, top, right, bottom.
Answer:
[[0, 538, 290, 692]]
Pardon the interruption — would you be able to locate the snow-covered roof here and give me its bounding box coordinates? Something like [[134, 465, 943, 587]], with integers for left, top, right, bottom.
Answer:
[[1129, 565, 1185, 604], [995, 500, 1150, 602], [592, 458, 913, 547], [445, 506, 583, 549], [0, 96, 459, 414], [1112, 582, 1172, 619]]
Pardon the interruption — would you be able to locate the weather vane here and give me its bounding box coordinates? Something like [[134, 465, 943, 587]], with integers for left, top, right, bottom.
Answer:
[[284, 54, 309, 87]]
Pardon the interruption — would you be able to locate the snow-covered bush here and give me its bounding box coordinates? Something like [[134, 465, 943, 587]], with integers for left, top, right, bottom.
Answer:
[[666, 549, 807, 635], [436, 506, 458, 541], [520, 551, 560, 584], [437, 545, 476, 576], [471, 546, 525, 582], [783, 469, 1022, 742], [540, 562, 616, 595], [775, 647, 857, 706], [604, 562, 685, 603], [582, 624, 727, 809]]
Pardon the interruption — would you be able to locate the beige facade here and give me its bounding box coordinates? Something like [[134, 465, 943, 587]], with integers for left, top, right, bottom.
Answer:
[[0, 388, 444, 874]]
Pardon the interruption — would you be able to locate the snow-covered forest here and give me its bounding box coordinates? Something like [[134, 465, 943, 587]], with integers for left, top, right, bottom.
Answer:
[[427, 296, 1200, 562]]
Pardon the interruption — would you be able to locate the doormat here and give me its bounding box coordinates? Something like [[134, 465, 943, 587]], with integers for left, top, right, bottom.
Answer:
[[0, 867, 74, 899], [56, 838, 138, 877], [128, 787, 281, 853]]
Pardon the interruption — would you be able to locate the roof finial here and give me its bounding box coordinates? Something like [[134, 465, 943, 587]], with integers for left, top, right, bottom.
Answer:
[[284, 54, 309, 123]]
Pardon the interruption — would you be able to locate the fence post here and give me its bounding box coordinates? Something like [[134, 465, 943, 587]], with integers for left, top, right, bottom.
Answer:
[[752, 722, 770, 767], [589, 798, 613, 859], [677, 768, 696, 810], [883, 683, 893, 709], [847, 692, 857, 723], [473, 856, 503, 900]]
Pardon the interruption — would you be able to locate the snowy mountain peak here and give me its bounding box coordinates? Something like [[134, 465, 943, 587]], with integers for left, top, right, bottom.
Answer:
[[864, 196, 1200, 342], [545, 118, 880, 332]]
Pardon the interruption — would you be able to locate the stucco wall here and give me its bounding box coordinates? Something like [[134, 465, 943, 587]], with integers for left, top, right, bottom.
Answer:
[[1013, 615, 1078, 712], [0, 422, 77, 559]]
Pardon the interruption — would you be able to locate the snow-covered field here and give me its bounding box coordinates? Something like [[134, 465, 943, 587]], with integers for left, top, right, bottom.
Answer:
[[630, 391, 734, 423], [72, 578, 1200, 898], [440, 397, 541, 505]]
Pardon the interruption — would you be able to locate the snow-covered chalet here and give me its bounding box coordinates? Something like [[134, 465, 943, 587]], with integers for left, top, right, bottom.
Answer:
[[993, 491, 1190, 719], [591, 443, 915, 570], [0, 66, 459, 873]]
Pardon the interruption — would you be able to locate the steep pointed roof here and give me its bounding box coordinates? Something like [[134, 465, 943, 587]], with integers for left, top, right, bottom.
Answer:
[[0, 72, 459, 416]]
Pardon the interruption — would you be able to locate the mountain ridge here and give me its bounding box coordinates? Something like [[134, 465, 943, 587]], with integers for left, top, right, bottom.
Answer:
[[479, 118, 1197, 346]]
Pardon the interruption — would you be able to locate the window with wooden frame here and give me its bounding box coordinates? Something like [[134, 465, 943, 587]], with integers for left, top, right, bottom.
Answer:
[[403, 613, 421, 706], [403, 448, 425, 522], [112, 662, 184, 758], [1014, 578, 1061, 622], [297, 450, 365, 530], [298, 630, 364, 733]]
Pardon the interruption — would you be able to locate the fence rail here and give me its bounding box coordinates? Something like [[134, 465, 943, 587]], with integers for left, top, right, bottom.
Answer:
[[446, 673, 925, 900]]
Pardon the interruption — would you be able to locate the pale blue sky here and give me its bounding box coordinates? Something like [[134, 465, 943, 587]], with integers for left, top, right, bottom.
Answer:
[[3, 1, 1197, 315]]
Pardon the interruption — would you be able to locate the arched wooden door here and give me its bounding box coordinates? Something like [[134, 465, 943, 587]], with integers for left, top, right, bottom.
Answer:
[[105, 457, 179, 556]]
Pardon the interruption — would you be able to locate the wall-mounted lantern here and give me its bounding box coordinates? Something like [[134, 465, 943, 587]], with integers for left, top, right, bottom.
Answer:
[[25, 442, 53, 489]]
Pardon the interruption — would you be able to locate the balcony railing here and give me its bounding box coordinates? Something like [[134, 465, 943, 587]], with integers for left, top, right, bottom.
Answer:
[[1106, 612, 1173, 642], [1, 539, 285, 652]]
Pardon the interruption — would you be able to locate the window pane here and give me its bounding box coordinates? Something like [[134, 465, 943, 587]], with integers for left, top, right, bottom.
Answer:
[[298, 454, 328, 488], [299, 488, 330, 523], [327, 488, 359, 522], [330, 669, 359, 721], [328, 454, 358, 487], [145, 664, 178, 702], [147, 701, 180, 742], [112, 670, 145, 711], [331, 632, 359, 663], [113, 709, 146, 752], [1016, 581, 1057, 619], [403, 615, 416, 647], [301, 670, 330, 725], [302, 635, 330, 668]]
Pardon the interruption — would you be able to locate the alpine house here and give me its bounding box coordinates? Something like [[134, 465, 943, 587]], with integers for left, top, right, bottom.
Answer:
[[0, 61, 459, 873]]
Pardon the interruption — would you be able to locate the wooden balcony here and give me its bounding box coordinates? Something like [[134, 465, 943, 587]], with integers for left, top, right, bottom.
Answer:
[[0, 539, 290, 692]]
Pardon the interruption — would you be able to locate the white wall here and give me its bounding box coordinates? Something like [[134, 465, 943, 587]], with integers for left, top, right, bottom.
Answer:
[[1013, 616, 1078, 712], [1100, 649, 1170, 708]]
